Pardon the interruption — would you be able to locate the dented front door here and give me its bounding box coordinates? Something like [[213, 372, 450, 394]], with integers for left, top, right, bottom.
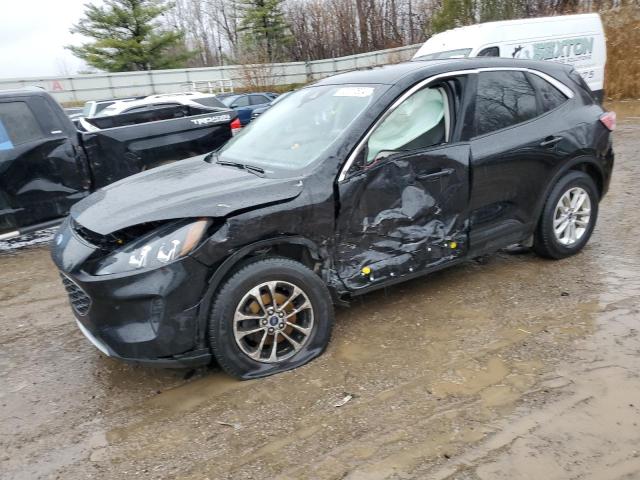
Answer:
[[335, 144, 470, 291]]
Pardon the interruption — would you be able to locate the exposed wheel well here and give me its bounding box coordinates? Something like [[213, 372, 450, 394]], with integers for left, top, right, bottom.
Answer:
[[215, 239, 323, 292], [245, 243, 318, 272], [569, 162, 603, 198]]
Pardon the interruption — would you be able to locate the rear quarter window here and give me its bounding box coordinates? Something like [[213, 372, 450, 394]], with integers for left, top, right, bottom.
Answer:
[[231, 96, 250, 107], [250, 95, 270, 105], [0, 101, 43, 149], [193, 97, 226, 108], [527, 73, 568, 112], [474, 71, 537, 136]]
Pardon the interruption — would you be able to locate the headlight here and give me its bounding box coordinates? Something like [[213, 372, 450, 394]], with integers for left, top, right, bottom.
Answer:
[[94, 219, 211, 275]]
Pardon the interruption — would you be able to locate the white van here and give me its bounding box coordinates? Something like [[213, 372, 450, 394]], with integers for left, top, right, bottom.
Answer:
[[413, 14, 606, 101]]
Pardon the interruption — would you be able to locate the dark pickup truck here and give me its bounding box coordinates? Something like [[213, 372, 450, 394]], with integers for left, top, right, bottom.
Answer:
[[0, 87, 236, 239]]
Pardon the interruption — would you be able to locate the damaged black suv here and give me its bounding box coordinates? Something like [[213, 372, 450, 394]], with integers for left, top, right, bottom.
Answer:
[[51, 58, 614, 379]]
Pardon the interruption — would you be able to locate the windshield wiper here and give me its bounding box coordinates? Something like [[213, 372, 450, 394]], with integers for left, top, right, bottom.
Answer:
[[245, 164, 266, 177], [215, 159, 265, 177]]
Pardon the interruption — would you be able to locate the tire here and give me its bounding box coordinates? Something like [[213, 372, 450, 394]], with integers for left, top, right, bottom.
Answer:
[[533, 171, 599, 259], [208, 257, 334, 379]]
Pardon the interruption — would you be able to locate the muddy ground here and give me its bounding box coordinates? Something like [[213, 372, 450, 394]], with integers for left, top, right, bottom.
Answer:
[[1, 102, 639, 480]]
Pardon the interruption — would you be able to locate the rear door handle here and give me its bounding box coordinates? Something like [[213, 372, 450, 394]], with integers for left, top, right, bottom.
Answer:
[[417, 168, 454, 181], [539, 136, 563, 147]]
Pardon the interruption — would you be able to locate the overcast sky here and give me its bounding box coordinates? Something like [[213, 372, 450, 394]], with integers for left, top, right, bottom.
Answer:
[[0, 0, 92, 79]]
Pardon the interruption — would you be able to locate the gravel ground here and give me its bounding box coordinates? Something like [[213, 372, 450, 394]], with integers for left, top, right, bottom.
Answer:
[[1, 102, 639, 480]]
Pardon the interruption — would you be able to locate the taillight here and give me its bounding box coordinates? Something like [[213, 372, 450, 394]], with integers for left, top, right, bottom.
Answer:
[[600, 111, 616, 131], [230, 118, 242, 136]]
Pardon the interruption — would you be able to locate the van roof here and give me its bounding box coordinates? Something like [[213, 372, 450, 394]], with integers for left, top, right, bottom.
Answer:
[[445, 13, 600, 31], [414, 13, 603, 58]]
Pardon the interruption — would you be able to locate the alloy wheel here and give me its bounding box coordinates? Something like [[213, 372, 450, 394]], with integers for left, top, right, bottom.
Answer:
[[553, 186, 591, 246], [233, 281, 314, 363]]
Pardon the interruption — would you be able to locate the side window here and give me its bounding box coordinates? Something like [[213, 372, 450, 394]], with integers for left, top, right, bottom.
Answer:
[[250, 95, 269, 105], [478, 47, 499, 57], [124, 106, 149, 114], [0, 102, 43, 150], [193, 97, 226, 108], [366, 87, 448, 164], [475, 71, 537, 136], [233, 96, 250, 107], [527, 72, 568, 113]]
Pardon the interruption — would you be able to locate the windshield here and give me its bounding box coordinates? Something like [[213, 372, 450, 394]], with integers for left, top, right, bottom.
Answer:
[[217, 84, 378, 171], [415, 48, 472, 60]]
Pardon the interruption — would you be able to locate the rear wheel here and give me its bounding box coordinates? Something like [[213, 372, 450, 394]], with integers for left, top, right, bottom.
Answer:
[[209, 257, 334, 379], [533, 171, 599, 259]]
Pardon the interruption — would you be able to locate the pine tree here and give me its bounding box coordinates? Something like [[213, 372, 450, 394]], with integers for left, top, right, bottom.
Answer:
[[431, 0, 476, 33], [237, 0, 291, 62], [480, 0, 525, 22], [67, 0, 193, 72]]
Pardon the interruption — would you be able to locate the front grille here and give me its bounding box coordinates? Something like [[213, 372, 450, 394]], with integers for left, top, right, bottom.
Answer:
[[60, 274, 91, 316]]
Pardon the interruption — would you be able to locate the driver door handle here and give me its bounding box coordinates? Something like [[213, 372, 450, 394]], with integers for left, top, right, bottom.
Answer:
[[417, 168, 454, 181]]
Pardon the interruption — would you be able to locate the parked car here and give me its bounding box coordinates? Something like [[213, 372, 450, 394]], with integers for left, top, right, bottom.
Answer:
[[80, 96, 143, 118], [413, 13, 606, 102], [221, 92, 276, 125], [96, 94, 228, 117], [51, 58, 614, 378], [250, 91, 293, 121], [0, 87, 237, 239]]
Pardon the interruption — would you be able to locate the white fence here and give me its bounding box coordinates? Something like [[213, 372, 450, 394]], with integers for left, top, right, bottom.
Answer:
[[0, 44, 422, 104]]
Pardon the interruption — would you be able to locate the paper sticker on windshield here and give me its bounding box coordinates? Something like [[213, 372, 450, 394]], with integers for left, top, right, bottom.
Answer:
[[334, 87, 374, 98]]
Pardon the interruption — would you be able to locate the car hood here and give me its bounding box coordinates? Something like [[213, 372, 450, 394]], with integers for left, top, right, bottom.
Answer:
[[71, 155, 304, 235]]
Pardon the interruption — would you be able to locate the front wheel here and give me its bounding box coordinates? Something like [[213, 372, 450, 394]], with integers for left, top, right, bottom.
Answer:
[[533, 171, 599, 259], [208, 257, 334, 379]]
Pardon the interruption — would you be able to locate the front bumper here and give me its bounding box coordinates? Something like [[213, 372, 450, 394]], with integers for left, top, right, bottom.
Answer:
[[52, 221, 213, 367], [74, 319, 211, 368]]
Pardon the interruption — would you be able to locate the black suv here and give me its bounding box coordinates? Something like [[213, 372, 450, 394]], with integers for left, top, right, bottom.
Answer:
[[51, 58, 614, 379]]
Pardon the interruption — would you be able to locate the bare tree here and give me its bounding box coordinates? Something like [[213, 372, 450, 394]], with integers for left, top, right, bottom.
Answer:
[[165, 0, 638, 66]]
